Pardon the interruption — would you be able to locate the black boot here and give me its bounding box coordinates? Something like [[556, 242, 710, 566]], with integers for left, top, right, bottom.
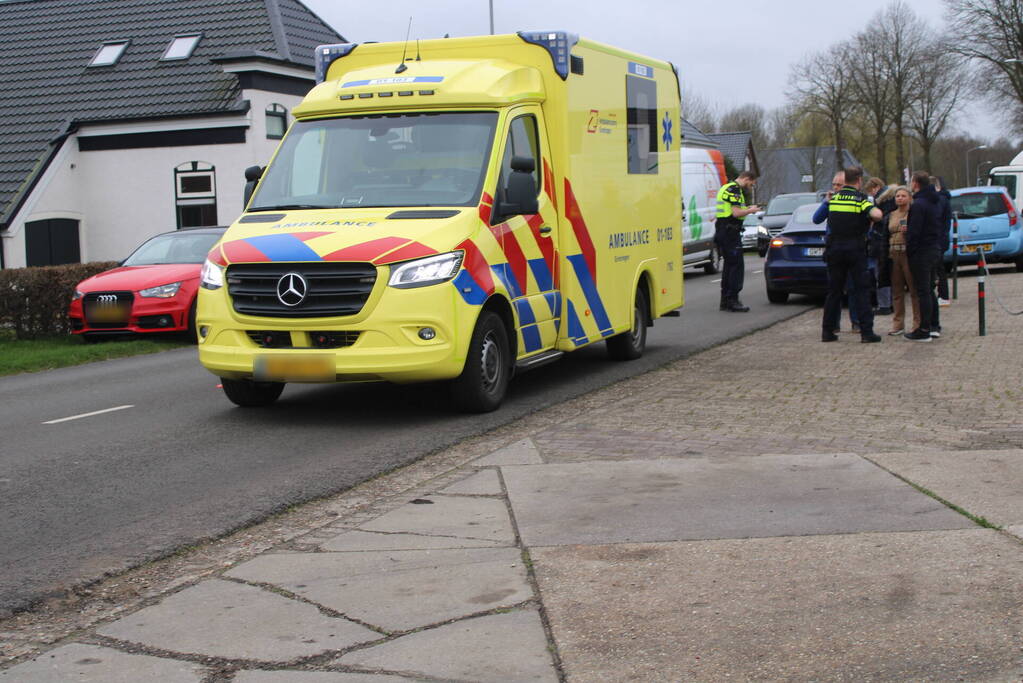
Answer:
[[725, 300, 750, 313]]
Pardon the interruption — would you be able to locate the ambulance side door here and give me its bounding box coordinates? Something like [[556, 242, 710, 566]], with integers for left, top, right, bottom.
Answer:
[[491, 106, 560, 356]]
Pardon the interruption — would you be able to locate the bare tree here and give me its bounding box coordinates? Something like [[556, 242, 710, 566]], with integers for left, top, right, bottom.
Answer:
[[719, 103, 768, 149], [874, 0, 929, 177], [790, 42, 857, 172], [945, 0, 1023, 136], [906, 46, 969, 171], [681, 87, 718, 134], [766, 104, 800, 149], [851, 28, 895, 180]]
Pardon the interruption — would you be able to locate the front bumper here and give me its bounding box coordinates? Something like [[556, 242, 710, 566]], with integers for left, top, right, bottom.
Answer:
[[69, 296, 191, 335], [196, 279, 473, 384]]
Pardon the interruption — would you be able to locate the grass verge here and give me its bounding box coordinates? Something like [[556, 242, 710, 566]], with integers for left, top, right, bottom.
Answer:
[[0, 330, 189, 377]]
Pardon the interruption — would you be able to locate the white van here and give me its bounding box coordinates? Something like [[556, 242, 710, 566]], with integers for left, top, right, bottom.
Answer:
[[989, 150, 1023, 213], [681, 146, 729, 273]]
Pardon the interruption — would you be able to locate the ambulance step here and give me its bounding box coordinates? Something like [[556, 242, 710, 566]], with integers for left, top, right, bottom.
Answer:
[[515, 350, 564, 373]]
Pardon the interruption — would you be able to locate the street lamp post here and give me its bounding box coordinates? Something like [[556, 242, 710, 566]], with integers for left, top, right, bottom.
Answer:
[[966, 145, 988, 187], [976, 160, 995, 185]]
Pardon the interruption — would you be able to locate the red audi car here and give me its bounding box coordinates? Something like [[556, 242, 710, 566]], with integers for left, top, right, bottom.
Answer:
[[69, 227, 226, 341]]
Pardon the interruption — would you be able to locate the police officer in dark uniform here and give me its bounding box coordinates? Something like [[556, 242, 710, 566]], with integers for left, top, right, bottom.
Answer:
[[822, 166, 883, 343], [714, 171, 760, 312]]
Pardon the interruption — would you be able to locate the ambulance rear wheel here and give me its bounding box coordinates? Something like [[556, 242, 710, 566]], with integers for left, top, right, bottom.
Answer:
[[451, 311, 510, 413], [221, 378, 285, 407], [607, 287, 648, 361]]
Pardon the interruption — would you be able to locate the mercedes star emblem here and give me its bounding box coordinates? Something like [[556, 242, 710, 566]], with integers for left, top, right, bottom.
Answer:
[[276, 272, 308, 307]]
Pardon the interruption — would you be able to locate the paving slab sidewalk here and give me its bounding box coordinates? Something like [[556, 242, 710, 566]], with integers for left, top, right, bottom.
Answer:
[[5, 271, 1023, 681]]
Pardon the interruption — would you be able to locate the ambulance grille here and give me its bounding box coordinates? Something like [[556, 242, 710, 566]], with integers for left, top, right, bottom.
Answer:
[[226, 262, 377, 318]]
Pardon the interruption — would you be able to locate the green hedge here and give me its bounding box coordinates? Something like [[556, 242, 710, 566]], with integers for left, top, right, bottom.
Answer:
[[0, 262, 119, 339]]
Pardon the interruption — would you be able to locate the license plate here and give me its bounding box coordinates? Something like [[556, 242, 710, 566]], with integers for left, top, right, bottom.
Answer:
[[805, 247, 825, 257], [84, 303, 130, 324], [961, 243, 993, 253], [254, 354, 335, 382]]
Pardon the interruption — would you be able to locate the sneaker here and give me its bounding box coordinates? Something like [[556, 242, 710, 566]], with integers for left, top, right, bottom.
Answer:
[[938, 298, 950, 307], [888, 329, 904, 336], [904, 329, 933, 342], [821, 331, 838, 342], [930, 328, 942, 338], [861, 331, 882, 343]]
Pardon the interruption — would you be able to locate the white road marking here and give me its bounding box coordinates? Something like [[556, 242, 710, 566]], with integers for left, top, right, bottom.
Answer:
[[711, 279, 722, 283], [753, 270, 763, 274], [43, 405, 134, 425]]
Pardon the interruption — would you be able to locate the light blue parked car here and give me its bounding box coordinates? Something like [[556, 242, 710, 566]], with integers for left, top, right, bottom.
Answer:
[[945, 186, 1021, 270]]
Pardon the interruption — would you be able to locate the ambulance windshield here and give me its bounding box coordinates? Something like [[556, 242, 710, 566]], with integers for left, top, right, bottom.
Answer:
[[249, 112, 498, 210]]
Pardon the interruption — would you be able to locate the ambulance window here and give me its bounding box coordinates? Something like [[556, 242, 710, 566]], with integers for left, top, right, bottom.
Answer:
[[626, 75, 658, 174], [497, 115, 541, 206]]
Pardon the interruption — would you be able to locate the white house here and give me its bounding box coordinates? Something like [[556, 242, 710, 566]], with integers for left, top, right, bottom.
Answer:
[[0, 0, 344, 268]]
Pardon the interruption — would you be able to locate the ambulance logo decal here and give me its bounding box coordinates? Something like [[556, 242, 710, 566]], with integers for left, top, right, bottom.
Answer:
[[661, 113, 673, 150]]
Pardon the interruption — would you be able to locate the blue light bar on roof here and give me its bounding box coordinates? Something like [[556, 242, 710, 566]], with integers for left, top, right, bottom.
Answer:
[[517, 31, 579, 80], [315, 43, 359, 83]]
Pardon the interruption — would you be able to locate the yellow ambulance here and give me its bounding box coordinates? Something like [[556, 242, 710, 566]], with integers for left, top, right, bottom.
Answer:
[[197, 31, 682, 411]]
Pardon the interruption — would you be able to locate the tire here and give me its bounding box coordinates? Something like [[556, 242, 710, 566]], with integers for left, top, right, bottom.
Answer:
[[221, 378, 285, 407], [450, 311, 511, 413], [1015, 255, 1023, 273], [606, 287, 648, 361], [703, 245, 721, 274], [766, 287, 789, 304]]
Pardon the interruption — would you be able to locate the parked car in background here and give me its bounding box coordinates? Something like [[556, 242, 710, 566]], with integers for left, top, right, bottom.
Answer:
[[760, 192, 821, 238], [945, 186, 1021, 269], [742, 213, 767, 251], [764, 204, 828, 303], [69, 227, 226, 341]]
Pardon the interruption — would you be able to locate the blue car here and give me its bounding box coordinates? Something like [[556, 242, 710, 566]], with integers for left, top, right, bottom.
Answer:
[[945, 186, 1021, 269], [764, 204, 828, 303]]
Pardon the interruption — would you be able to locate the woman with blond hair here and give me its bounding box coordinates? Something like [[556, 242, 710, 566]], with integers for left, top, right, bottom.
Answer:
[[887, 186, 920, 335]]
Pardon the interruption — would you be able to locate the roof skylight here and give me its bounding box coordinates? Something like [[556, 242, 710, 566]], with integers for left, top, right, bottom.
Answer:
[[162, 34, 201, 61], [89, 41, 129, 67]]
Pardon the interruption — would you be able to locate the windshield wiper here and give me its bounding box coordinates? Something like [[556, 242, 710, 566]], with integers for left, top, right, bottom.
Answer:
[[247, 204, 333, 212]]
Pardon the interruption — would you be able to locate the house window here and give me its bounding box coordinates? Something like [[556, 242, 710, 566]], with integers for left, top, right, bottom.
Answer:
[[162, 34, 201, 61], [89, 41, 129, 67], [626, 74, 658, 174], [175, 161, 218, 228], [266, 104, 288, 139]]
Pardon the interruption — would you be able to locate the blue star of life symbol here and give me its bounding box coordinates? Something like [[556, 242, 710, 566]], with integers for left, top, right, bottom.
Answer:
[[661, 112, 673, 150]]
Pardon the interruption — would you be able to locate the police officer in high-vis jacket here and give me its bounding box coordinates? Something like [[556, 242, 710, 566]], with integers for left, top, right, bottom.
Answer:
[[822, 166, 883, 343], [714, 171, 760, 312]]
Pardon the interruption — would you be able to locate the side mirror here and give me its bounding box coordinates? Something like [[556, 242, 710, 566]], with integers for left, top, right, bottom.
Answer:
[[756, 210, 765, 219], [495, 156, 539, 220], [243, 165, 264, 207]]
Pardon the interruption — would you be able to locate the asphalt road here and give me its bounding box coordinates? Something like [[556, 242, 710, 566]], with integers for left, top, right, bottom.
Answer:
[[0, 255, 816, 616]]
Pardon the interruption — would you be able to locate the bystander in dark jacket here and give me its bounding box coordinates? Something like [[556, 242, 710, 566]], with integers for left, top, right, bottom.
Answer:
[[904, 172, 942, 340]]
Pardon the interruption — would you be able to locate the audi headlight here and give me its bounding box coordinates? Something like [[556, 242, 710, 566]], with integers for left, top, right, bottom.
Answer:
[[139, 281, 182, 298], [200, 259, 224, 290], [388, 251, 464, 289]]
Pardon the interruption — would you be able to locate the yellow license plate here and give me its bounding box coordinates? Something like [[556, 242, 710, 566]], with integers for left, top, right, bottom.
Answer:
[[254, 354, 335, 382], [961, 243, 993, 253], [85, 303, 129, 323]]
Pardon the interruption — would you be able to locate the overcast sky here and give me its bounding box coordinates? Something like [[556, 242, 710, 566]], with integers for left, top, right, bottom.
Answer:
[[302, 0, 1001, 140]]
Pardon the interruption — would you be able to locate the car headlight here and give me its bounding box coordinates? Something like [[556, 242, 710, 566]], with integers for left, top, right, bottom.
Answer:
[[758, 225, 769, 237], [139, 281, 182, 298], [72, 290, 84, 301], [200, 259, 224, 290], [388, 251, 464, 289]]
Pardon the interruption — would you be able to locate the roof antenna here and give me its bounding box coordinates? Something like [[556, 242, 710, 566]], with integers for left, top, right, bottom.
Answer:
[[415, 38, 421, 62], [395, 16, 413, 74]]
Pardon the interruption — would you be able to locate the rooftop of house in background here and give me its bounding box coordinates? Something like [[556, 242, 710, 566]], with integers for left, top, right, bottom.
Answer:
[[757, 147, 864, 198], [0, 0, 344, 229], [706, 131, 759, 176], [680, 119, 717, 149]]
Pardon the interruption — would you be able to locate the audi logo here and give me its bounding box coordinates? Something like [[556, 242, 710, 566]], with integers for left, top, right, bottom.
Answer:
[[276, 272, 308, 307], [97, 294, 118, 303]]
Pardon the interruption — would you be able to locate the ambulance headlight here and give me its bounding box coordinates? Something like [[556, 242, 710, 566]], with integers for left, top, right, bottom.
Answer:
[[388, 251, 464, 289], [200, 259, 224, 290]]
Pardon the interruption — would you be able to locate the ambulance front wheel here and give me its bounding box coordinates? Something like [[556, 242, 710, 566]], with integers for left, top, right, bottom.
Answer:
[[450, 311, 511, 413], [221, 378, 285, 407], [606, 287, 648, 361]]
